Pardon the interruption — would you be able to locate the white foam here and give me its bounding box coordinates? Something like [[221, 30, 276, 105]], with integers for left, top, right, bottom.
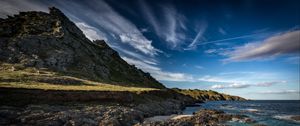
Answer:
[[244, 108, 260, 112], [220, 105, 237, 110], [171, 115, 193, 120], [273, 115, 300, 123], [248, 104, 260, 107]]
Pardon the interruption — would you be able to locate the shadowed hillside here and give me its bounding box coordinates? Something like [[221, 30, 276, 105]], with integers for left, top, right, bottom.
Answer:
[[0, 7, 164, 89]]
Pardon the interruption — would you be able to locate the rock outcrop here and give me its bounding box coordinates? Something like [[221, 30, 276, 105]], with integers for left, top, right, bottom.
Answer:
[[137, 109, 256, 126], [0, 7, 164, 89], [173, 88, 246, 102], [0, 88, 196, 126]]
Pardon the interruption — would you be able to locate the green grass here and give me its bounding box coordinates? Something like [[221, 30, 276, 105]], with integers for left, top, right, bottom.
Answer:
[[0, 82, 157, 91], [0, 63, 158, 92], [172, 88, 245, 100]]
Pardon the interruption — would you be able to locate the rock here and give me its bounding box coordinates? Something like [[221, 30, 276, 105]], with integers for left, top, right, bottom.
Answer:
[[64, 120, 76, 126], [9, 66, 15, 71], [291, 115, 300, 121], [0, 88, 199, 126], [0, 7, 165, 89], [99, 118, 121, 126], [138, 109, 256, 126], [185, 104, 201, 107]]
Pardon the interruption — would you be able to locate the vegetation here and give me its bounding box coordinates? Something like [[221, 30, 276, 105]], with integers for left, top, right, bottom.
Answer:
[[0, 63, 157, 92], [172, 88, 246, 101]]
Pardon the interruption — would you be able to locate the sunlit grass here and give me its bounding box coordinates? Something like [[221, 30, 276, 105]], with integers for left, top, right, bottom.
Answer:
[[0, 82, 157, 91], [0, 63, 158, 92]]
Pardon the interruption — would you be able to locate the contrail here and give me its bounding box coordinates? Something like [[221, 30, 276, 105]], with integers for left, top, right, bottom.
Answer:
[[196, 33, 263, 46]]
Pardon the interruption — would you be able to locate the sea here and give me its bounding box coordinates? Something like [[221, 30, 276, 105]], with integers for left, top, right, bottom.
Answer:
[[183, 100, 300, 126]]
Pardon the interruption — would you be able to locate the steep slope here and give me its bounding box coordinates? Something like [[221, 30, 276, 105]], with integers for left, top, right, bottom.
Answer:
[[0, 7, 164, 89]]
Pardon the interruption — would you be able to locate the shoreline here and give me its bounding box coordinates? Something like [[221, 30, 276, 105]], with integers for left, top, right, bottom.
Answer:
[[0, 87, 246, 126]]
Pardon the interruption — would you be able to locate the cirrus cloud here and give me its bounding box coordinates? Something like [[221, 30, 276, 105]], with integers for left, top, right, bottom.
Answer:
[[121, 56, 193, 82], [211, 83, 250, 89], [257, 90, 300, 94], [211, 81, 286, 89], [139, 1, 187, 49], [224, 30, 300, 62], [75, 22, 107, 41]]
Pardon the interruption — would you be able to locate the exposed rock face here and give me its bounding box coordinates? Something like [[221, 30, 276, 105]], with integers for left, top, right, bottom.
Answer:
[[0, 7, 164, 88]]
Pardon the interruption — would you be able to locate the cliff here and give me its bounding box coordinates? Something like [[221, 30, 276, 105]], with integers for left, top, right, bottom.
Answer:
[[0, 7, 164, 89]]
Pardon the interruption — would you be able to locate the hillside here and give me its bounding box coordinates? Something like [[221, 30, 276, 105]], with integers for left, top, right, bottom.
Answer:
[[0, 7, 164, 89], [173, 88, 246, 101]]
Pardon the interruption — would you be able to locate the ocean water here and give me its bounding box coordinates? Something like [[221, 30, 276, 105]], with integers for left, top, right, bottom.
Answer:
[[183, 100, 300, 126]]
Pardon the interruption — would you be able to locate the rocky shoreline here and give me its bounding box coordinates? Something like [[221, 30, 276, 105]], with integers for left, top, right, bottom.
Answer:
[[0, 101, 190, 126], [0, 87, 249, 126], [0, 88, 192, 125], [0, 104, 265, 126], [136, 109, 259, 126]]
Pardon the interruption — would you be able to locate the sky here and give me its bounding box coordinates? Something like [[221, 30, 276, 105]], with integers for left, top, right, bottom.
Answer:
[[0, 0, 299, 100]]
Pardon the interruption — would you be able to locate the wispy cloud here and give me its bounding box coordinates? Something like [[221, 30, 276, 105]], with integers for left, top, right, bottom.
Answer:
[[219, 72, 256, 75], [224, 29, 300, 62], [77, 0, 161, 56], [0, 0, 48, 18], [285, 56, 300, 64], [121, 56, 193, 82], [257, 90, 300, 94], [186, 22, 207, 50], [195, 65, 204, 69], [75, 22, 107, 41], [212, 83, 250, 89], [198, 75, 235, 83], [139, 1, 187, 49], [211, 81, 286, 89], [196, 33, 261, 46], [121, 56, 160, 71], [119, 33, 161, 56], [218, 27, 227, 35], [204, 49, 217, 54]]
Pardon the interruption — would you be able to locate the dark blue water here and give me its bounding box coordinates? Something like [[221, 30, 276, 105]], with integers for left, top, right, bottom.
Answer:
[[183, 100, 300, 126]]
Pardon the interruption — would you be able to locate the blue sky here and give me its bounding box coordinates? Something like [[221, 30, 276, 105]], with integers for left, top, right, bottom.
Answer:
[[1, 0, 299, 100]]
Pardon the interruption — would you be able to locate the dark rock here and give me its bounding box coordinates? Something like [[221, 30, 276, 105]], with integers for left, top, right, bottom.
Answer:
[[138, 109, 256, 126], [185, 104, 201, 107], [291, 115, 300, 121]]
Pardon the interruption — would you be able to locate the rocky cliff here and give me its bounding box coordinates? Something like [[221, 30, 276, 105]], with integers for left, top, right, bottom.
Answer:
[[0, 7, 164, 89]]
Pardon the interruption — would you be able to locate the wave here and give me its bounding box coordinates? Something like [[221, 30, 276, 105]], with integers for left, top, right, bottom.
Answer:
[[244, 108, 260, 112], [273, 115, 300, 123], [219, 104, 237, 110], [246, 104, 261, 107]]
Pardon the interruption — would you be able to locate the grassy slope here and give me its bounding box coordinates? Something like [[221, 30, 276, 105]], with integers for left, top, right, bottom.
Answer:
[[173, 88, 246, 101], [0, 63, 157, 92], [0, 63, 245, 105]]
